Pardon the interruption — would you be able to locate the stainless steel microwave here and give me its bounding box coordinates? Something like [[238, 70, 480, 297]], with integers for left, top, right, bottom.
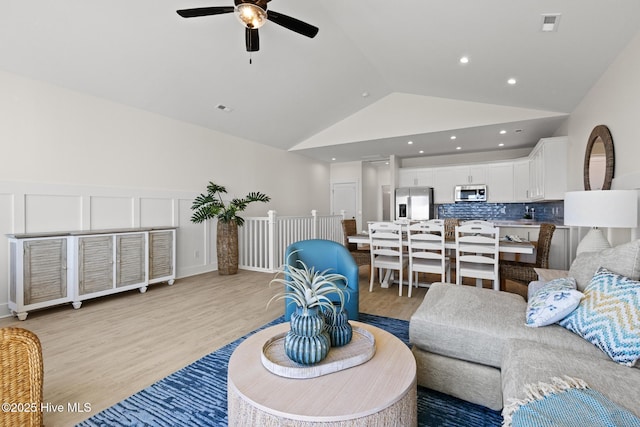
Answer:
[[454, 184, 487, 202]]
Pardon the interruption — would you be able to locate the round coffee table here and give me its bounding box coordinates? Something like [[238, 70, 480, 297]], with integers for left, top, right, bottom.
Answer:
[[227, 321, 417, 426]]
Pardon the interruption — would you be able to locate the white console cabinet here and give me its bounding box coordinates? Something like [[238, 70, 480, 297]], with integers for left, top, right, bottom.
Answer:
[[8, 227, 176, 320]]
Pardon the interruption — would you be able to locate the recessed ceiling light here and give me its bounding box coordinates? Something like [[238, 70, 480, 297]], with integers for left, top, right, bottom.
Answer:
[[361, 91, 369, 98], [419, 150, 424, 154], [498, 143, 505, 147], [499, 130, 507, 135], [408, 140, 413, 145], [507, 78, 517, 85], [331, 157, 336, 161], [450, 135, 457, 140], [459, 56, 469, 64], [456, 146, 462, 150]]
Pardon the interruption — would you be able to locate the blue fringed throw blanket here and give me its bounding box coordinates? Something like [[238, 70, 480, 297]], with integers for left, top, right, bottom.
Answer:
[[502, 376, 640, 427]]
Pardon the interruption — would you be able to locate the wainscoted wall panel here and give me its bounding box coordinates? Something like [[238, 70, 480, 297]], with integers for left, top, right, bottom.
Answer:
[[0, 181, 217, 318], [0, 194, 13, 316], [90, 196, 133, 229], [140, 198, 174, 227], [176, 198, 212, 276], [25, 194, 82, 232]]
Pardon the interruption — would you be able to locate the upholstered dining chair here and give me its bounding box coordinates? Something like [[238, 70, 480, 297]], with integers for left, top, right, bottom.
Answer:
[[455, 222, 500, 290], [407, 221, 451, 297], [0, 327, 44, 427], [283, 239, 359, 321], [500, 223, 556, 289], [341, 219, 371, 273]]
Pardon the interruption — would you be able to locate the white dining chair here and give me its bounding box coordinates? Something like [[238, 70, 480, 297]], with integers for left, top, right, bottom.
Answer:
[[455, 222, 500, 290], [368, 222, 408, 296], [407, 221, 451, 297]]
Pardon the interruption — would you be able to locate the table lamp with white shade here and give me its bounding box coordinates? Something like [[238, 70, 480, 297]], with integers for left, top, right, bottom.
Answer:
[[564, 190, 638, 255]]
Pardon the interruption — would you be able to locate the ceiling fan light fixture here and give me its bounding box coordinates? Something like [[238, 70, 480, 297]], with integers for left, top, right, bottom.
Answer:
[[235, 4, 267, 29]]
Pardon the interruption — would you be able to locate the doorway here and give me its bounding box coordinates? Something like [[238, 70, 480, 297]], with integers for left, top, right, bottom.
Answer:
[[331, 182, 357, 219]]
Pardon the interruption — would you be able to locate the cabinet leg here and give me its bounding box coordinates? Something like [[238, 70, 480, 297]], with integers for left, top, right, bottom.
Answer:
[[72, 301, 82, 309], [168, 279, 175, 285], [139, 286, 148, 293], [17, 312, 28, 321]]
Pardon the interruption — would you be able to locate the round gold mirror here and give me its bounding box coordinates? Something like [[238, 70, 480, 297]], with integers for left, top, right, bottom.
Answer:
[[584, 125, 614, 190]]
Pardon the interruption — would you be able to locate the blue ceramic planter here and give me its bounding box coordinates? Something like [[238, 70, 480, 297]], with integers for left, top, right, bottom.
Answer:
[[284, 307, 331, 365], [323, 305, 353, 347]]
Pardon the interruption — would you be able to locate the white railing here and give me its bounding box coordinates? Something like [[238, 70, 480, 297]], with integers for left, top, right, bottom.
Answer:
[[239, 210, 345, 272]]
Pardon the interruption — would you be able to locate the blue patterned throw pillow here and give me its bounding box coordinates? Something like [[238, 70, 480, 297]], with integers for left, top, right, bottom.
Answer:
[[559, 267, 640, 366], [526, 277, 583, 327]]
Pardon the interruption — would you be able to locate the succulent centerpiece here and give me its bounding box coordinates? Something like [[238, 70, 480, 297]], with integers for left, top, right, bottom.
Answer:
[[269, 252, 350, 364]]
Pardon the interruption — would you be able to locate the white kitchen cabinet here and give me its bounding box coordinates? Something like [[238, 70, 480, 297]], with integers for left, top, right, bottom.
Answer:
[[7, 227, 177, 319], [8, 236, 74, 320], [528, 137, 567, 201], [513, 160, 530, 202], [398, 168, 435, 187], [450, 165, 486, 185], [486, 163, 514, 202], [432, 167, 457, 203], [398, 169, 416, 187]]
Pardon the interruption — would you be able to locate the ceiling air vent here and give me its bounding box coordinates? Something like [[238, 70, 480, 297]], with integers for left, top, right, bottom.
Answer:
[[215, 104, 233, 113], [540, 14, 561, 32]]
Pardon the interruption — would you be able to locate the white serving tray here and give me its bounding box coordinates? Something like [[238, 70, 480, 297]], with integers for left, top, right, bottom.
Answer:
[[261, 325, 376, 379]]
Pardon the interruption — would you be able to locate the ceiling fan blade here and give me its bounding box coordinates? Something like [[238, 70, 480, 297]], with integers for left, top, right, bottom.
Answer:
[[267, 10, 319, 38], [176, 6, 234, 18], [246, 28, 260, 52]]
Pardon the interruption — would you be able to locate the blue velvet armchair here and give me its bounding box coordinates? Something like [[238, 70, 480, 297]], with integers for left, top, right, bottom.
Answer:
[[283, 239, 359, 321]]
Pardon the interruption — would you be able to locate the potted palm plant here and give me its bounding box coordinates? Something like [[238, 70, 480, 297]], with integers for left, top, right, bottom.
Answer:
[[268, 253, 350, 364], [191, 181, 270, 275]]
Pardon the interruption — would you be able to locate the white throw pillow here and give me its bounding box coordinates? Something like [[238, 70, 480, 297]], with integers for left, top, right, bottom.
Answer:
[[525, 277, 583, 327]]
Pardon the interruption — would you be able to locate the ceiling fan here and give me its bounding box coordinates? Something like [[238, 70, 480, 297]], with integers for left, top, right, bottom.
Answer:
[[176, 0, 319, 52]]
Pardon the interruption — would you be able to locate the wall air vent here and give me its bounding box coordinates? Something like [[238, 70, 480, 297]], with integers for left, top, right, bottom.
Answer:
[[541, 14, 561, 32]]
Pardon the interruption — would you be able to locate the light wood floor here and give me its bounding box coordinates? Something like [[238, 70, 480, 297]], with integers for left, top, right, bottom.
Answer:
[[0, 267, 429, 426]]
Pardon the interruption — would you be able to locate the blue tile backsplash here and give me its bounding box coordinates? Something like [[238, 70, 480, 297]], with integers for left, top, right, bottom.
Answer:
[[437, 201, 564, 224]]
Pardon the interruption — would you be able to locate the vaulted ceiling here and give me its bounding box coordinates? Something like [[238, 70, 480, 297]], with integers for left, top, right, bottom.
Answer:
[[2, 1, 639, 163]]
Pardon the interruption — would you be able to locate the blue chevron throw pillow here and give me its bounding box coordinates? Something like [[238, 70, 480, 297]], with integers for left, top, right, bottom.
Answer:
[[559, 267, 640, 366]]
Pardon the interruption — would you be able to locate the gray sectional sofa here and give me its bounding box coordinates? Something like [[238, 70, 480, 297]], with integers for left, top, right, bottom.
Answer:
[[408, 239, 640, 418]]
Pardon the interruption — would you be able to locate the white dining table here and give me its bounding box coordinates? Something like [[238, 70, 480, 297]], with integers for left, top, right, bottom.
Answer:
[[347, 234, 535, 255], [348, 233, 535, 289]]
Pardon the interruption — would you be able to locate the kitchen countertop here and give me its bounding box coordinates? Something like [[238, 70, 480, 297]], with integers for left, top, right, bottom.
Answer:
[[491, 220, 568, 228]]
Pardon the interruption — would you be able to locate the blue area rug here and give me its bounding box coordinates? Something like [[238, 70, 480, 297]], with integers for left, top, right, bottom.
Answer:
[[77, 313, 502, 426]]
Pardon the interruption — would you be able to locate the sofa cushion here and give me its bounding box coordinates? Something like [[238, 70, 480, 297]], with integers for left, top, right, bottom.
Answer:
[[409, 283, 607, 368], [569, 239, 640, 291], [559, 267, 640, 367], [525, 277, 583, 327], [502, 339, 640, 418]]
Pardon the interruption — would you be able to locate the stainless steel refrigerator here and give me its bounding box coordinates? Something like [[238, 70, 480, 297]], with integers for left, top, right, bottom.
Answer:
[[395, 187, 434, 221]]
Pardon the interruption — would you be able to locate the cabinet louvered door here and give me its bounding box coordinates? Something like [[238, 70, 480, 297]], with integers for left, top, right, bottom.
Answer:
[[149, 231, 173, 280], [78, 236, 113, 295], [23, 239, 67, 305], [116, 233, 146, 287]]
